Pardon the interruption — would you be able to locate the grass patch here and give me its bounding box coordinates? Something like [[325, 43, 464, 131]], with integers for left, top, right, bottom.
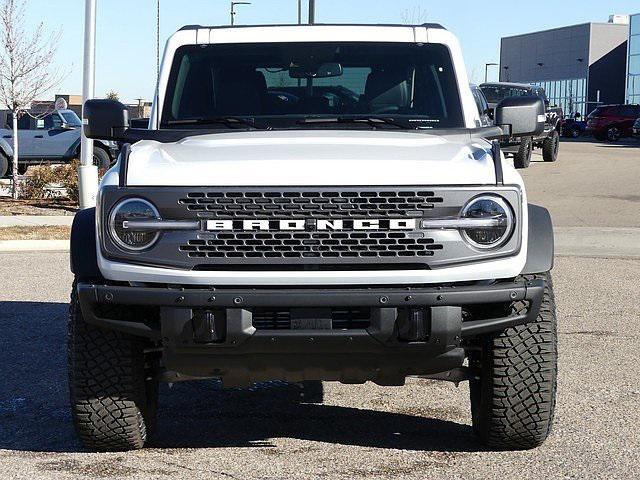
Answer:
[[0, 226, 71, 241]]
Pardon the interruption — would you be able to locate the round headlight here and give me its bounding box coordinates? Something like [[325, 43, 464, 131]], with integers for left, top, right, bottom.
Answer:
[[460, 196, 514, 249], [109, 198, 160, 251]]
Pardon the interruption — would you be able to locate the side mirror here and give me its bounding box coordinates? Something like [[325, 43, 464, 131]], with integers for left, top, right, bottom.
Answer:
[[83, 99, 129, 141], [495, 96, 545, 137]]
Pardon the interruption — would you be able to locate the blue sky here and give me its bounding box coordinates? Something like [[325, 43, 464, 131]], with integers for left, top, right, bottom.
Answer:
[[23, 0, 640, 103]]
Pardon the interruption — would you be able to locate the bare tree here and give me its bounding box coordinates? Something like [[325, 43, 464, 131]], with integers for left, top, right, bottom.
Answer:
[[106, 90, 120, 101], [401, 5, 428, 25], [0, 0, 62, 198]]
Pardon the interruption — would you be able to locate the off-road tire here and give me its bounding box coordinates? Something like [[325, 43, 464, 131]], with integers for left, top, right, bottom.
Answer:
[[513, 137, 532, 169], [68, 280, 158, 451], [542, 131, 559, 162], [469, 272, 557, 450], [92, 146, 112, 170], [0, 154, 8, 177]]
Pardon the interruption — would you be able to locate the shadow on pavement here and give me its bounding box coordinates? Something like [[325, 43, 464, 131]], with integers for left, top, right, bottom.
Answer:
[[0, 301, 481, 454]]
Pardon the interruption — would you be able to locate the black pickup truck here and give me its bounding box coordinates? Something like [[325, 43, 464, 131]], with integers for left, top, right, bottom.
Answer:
[[480, 82, 563, 168]]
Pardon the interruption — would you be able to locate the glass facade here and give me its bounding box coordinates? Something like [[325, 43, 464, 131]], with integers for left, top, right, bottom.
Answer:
[[531, 78, 588, 117], [628, 14, 640, 104]]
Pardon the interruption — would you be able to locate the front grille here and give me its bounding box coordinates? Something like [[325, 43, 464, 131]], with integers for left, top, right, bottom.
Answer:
[[179, 231, 443, 260], [252, 308, 371, 330], [179, 189, 444, 219]]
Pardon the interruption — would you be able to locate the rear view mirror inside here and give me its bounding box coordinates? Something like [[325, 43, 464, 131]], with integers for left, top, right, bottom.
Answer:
[[289, 62, 344, 79]]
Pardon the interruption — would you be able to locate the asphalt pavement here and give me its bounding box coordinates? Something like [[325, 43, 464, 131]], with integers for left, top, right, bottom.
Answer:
[[0, 139, 639, 479]]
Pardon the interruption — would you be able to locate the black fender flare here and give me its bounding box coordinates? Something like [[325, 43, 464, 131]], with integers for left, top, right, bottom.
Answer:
[[522, 204, 554, 275], [70, 207, 103, 281]]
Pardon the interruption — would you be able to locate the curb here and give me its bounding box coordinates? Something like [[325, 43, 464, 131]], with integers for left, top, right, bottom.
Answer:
[[0, 240, 69, 252], [0, 215, 74, 227]]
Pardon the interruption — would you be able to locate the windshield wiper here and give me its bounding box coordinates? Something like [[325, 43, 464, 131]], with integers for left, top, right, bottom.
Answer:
[[165, 116, 261, 129], [298, 116, 410, 129]]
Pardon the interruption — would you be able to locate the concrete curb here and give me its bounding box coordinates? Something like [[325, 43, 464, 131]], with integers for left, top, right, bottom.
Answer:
[[0, 215, 74, 227], [0, 240, 69, 252]]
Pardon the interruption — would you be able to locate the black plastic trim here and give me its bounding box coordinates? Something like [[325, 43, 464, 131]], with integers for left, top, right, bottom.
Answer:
[[118, 143, 131, 187], [77, 279, 544, 340], [491, 140, 504, 185], [70, 208, 102, 281], [178, 23, 446, 31], [522, 204, 554, 274]]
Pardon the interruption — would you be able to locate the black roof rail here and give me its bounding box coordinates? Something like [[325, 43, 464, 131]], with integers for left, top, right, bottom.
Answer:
[[178, 23, 446, 31]]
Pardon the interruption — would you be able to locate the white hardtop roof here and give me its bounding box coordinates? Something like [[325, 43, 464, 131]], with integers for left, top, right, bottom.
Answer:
[[168, 23, 449, 45]]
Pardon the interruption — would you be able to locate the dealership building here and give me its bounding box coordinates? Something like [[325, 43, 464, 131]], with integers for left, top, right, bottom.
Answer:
[[499, 16, 630, 116], [628, 13, 640, 104]]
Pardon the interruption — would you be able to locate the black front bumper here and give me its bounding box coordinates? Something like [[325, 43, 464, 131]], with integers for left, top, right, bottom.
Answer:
[[77, 280, 544, 386]]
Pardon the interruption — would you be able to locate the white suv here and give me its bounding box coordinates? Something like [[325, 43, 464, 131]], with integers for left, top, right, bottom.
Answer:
[[69, 23, 557, 451]]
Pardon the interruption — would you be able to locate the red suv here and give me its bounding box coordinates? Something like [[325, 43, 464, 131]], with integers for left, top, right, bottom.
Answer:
[[587, 104, 640, 141]]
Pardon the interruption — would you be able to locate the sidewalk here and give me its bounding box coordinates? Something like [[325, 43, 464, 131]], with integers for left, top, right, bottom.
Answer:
[[0, 215, 74, 227]]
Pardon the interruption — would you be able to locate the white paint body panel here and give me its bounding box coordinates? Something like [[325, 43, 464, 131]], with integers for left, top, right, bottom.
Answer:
[[99, 24, 530, 286], [125, 130, 497, 187]]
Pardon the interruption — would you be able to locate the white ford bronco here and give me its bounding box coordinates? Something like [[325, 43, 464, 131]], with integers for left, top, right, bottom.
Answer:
[[70, 23, 557, 451]]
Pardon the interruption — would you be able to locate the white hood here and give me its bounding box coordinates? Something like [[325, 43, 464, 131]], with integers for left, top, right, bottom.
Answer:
[[124, 130, 498, 187]]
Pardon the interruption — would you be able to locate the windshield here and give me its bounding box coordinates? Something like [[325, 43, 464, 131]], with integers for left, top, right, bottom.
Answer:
[[161, 42, 464, 130], [480, 85, 531, 104], [60, 111, 82, 127]]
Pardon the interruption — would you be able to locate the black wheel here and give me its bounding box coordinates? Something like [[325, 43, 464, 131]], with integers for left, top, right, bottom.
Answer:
[[68, 280, 158, 451], [0, 154, 8, 177], [568, 126, 580, 138], [606, 126, 621, 142], [92, 147, 112, 170], [542, 130, 559, 162], [469, 272, 557, 450], [299, 381, 324, 404], [513, 137, 532, 169]]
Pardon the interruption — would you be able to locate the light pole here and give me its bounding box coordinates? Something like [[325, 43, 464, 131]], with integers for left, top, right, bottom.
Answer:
[[309, 0, 315, 24], [484, 63, 498, 83], [230, 2, 251, 26], [297, 0, 302, 24], [79, 0, 98, 210]]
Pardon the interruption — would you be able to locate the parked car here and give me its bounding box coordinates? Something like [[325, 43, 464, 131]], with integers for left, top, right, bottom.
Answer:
[[586, 104, 640, 141], [469, 84, 492, 127], [0, 109, 118, 178], [480, 82, 563, 168], [562, 115, 587, 138], [72, 23, 556, 452], [633, 117, 640, 137]]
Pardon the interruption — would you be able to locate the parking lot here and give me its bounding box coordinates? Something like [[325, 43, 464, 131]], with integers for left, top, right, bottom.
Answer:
[[1, 139, 639, 479]]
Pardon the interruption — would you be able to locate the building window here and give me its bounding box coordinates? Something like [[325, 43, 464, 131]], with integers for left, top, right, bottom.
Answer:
[[531, 78, 588, 117]]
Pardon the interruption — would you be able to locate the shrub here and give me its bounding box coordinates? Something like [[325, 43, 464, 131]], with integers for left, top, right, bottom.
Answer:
[[19, 160, 103, 203], [20, 166, 57, 199], [58, 160, 81, 203]]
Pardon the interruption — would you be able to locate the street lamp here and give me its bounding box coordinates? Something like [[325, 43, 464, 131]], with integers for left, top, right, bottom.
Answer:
[[230, 2, 251, 26], [309, 0, 315, 24], [484, 63, 498, 83], [79, 0, 98, 210]]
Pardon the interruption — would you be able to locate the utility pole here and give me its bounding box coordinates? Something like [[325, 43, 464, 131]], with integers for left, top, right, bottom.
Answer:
[[297, 0, 302, 24], [230, 2, 251, 26], [309, 0, 315, 24], [79, 0, 98, 209], [484, 63, 498, 83], [157, 0, 160, 79]]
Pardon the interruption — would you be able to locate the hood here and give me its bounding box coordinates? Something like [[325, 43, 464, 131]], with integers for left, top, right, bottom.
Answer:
[[124, 130, 498, 187]]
